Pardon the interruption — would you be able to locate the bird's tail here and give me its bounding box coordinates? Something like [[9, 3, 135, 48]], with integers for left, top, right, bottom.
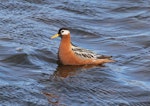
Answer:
[[95, 55, 115, 64], [97, 55, 112, 59]]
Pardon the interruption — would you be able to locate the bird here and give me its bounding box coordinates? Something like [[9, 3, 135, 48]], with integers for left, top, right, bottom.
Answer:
[[51, 28, 114, 65]]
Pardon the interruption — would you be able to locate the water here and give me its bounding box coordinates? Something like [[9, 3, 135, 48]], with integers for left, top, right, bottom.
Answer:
[[0, 0, 150, 106]]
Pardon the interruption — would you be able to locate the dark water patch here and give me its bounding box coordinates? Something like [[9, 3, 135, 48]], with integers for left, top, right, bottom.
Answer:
[[31, 16, 69, 28], [111, 6, 150, 13], [0, 45, 17, 60], [24, 0, 49, 4], [132, 12, 150, 21], [0, 48, 57, 70], [56, 4, 96, 17], [29, 49, 57, 66], [1, 53, 36, 67], [126, 35, 150, 49]]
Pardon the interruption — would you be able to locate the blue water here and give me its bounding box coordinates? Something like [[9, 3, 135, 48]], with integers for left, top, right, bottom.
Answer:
[[0, 0, 150, 106]]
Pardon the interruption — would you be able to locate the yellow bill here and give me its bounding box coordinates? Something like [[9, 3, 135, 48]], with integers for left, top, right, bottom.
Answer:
[[51, 34, 60, 39]]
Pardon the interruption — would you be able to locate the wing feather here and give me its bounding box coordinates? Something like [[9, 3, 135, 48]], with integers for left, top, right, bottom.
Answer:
[[72, 44, 112, 60], [72, 45, 100, 59]]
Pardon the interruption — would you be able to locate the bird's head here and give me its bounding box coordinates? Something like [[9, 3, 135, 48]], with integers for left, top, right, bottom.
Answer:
[[51, 28, 70, 39]]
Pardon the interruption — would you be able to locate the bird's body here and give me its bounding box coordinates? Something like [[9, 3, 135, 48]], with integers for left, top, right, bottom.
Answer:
[[51, 28, 114, 65]]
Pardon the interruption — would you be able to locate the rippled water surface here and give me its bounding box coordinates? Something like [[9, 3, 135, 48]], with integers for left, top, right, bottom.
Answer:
[[0, 0, 150, 106]]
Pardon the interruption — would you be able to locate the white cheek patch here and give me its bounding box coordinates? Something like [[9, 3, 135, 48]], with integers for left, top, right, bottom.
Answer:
[[62, 30, 70, 35]]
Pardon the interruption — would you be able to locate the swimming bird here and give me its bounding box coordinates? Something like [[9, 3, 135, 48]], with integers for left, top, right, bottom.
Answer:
[[51, 28, 114, 65]]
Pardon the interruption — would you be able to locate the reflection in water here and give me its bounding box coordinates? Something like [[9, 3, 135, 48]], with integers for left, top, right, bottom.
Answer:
[[44, 64, 104, 105], [42, 92, 60, 106], [53, 65, 103, 79]]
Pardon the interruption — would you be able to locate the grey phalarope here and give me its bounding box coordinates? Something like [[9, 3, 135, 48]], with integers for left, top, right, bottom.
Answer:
[[51, 28, 114, 65]]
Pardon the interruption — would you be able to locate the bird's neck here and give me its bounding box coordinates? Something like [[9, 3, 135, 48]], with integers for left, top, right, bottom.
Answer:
[[60, 35, 71, 50]]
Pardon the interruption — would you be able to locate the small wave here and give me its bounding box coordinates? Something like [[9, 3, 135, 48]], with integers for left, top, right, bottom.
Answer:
[[1, 53, 37, 67]]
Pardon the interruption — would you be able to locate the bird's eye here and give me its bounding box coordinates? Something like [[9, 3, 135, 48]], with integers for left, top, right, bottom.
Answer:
[[61, 30, 64, 33]]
